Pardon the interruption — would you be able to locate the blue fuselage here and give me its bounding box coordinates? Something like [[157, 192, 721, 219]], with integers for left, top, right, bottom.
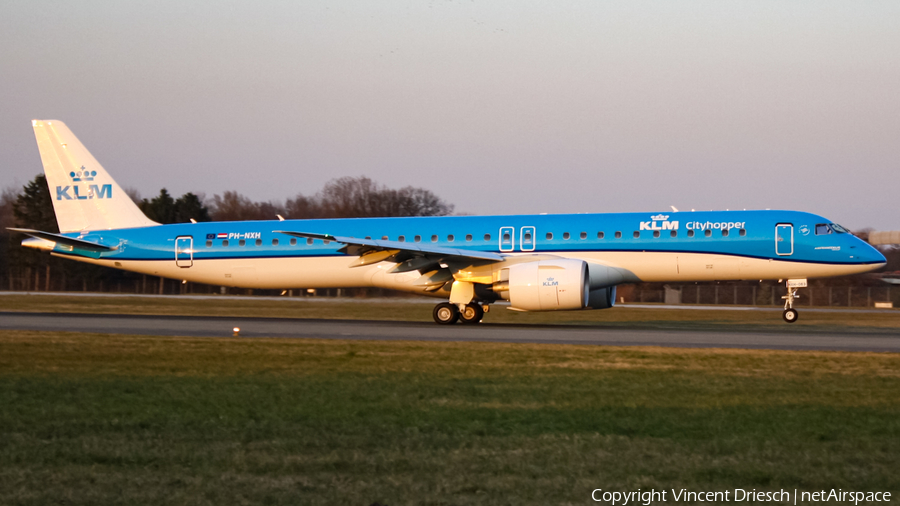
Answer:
[[67, 210, 884, 268]]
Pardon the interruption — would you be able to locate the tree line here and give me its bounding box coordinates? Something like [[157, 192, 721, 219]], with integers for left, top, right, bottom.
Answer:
[[1, 175, 453, 294]]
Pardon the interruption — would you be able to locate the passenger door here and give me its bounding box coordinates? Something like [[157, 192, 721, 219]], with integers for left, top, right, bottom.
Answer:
[[775, 224, 793, 256], [175, 236, 193, 267]]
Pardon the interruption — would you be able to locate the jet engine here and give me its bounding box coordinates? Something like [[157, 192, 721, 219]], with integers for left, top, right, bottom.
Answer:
[[503, 259, 590, 311]]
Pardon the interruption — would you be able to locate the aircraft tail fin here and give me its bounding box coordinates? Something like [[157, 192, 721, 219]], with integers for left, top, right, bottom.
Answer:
[[31, 119, 159, 232]]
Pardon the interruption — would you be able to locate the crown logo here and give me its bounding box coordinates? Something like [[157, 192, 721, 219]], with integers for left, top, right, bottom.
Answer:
[[70, 166, 96, 182], [651, 214, 669, 221]]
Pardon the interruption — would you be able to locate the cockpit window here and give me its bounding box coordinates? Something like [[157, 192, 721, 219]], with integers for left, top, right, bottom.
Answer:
[[830, 223, 849, 234], [815, 224, 832, 235]]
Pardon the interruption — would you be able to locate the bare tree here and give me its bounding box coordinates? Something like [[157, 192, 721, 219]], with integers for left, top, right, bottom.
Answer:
[[209, 191, 259, 221], [123, 187, 142, 205], [208, 177, 452, 221], [284, 194, 321, 220], [0, 186, 18, 230], [316, 176, 453, 218]]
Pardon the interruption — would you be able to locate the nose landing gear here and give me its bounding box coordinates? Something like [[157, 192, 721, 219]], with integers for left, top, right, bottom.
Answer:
[[781, 279, 807, 323]]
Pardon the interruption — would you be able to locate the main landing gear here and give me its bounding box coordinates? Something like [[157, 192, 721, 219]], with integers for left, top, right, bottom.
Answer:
[[433, 302, 486, 325], [781, 279, 806, 323]]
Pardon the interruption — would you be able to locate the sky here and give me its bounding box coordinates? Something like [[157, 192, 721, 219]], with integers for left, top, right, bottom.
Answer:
[[2, 1, 898, 229]]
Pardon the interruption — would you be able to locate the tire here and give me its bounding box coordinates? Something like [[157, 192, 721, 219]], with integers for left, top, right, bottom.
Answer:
[[433, 302, 459, 324], [783, 308, 799, 323], [459, 303, 484, 324]]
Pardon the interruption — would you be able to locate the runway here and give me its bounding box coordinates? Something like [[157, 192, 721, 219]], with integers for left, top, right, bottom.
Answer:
[[2, 312, 899, 352]]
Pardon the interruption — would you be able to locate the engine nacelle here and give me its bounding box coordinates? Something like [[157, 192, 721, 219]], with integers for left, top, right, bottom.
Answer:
[[507, 259, 589, 311]]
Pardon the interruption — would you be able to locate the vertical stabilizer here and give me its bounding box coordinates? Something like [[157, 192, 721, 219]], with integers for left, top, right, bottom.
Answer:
[[32, 120, 159, 232]]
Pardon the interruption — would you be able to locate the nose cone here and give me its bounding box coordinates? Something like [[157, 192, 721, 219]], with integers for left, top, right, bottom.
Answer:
[[860, 242, 886, 269]]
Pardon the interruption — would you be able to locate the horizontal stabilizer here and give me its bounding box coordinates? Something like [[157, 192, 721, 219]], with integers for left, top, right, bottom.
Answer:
[[7, 228, 116, 252]]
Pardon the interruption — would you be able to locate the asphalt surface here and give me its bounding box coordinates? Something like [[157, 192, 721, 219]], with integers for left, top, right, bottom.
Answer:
[[2, 312, 899, 352], [1, 292, 895, 314]]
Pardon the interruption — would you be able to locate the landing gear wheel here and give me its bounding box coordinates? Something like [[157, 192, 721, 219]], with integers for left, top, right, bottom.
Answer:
[[459, 303, 484, 324], [433, 302, 459, 325], [783, 308, 799, 323], [781, 280, 806, 324]]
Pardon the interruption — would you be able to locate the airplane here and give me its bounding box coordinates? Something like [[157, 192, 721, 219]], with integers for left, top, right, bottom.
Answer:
[[10, 120, 886, 324]]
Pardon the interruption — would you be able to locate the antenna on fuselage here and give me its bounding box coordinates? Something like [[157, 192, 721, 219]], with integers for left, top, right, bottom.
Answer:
[[670, 206, 679, 212]]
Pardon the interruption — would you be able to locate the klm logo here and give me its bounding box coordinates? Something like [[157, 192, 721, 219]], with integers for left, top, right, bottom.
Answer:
[[543, 276, 559, 287], [640, 214, 679, 231], [56, 166, 112, 200], [70, 167, 96, 182]]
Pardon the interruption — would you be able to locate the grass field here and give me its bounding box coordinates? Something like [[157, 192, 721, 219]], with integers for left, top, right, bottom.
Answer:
[[3, 293, 900, 333], [1, 330, 899, 505]]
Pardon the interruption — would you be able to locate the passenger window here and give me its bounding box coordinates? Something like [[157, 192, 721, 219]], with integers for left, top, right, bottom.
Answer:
[[546, 232, 553, 240], [687, 230, 694, 237], [307, 238, 314, 245], [563, 232, 570, 240], [580, 232, 587, 239], [447, 234, 454, 242], [431, 235, 438, 242], [466, 234, 473, 242], [704, 230, 712, 237], [398, 235, 405, 242], [239, 239, 246, 246], [722, 229, 729, 237], [633, 231, 640, 238], [255, 239, 262, 246], [414, 235, 421, 243], [290, 238, 296, 246], [816, 224, 832, 235], [205, 240, 212, 247], [365, 236, 371, 240], [615, 231, 622, 238], [272, 239, 279, 246], [524, 232, 532, 241], [739, 229, 746, 236], [670, 230, 677, 238], [597, 232, 604, 239], [653, 231, 660, 238], [504, 233, 511, 242], [484, 234, 491, 241], [222, 240, 229, 247]]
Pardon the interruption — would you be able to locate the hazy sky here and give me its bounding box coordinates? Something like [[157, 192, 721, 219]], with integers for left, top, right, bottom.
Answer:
[[2, 1, 898, 229]]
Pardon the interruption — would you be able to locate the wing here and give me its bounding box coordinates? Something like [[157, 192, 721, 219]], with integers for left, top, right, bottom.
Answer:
[[274, 230, 503, 265], [274, 230, 504, 290]]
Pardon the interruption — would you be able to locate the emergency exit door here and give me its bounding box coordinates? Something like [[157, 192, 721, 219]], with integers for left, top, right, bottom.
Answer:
[[499, 227, 515, 252], [775, 224, 793, 256], [520, 226, 535, 251], [175, 236, 193, 267]]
